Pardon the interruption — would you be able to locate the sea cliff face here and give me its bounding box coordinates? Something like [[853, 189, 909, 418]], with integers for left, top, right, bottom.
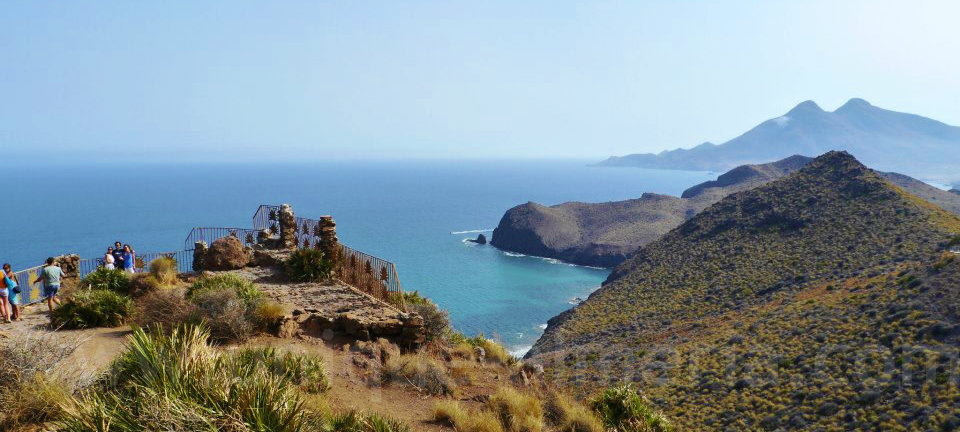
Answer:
[[491, 155, 960, 268]]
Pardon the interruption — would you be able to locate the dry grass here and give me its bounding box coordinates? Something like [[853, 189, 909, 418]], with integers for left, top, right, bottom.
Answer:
[[253, 300, 286, 332], [544, 390, 603, 432], [148, 256, 179, 287], [134, 286, 199, 332], [433, 400, 505, 432], [487, 386, 544, 432], [384, 354, 456, 396], [0, 331, 82, 429]]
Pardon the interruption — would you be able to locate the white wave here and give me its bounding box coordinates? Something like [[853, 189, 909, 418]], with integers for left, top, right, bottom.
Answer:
[[503, 251, 526, 257], [461, 238, 479, 246], [509, 345, 532, 357], [538, 323, 548, 330], [451, 228, 494, 235]]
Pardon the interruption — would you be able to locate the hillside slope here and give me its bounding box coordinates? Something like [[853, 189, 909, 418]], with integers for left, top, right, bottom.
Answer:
[[596, 98, 960, 181], [527, 151, 960, 431], [492, 154, 960, 267]]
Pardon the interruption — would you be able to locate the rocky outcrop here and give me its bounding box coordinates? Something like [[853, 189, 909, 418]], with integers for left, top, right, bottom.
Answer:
[[53, 254, 81, 277], [492, 154, 960, 268], [466, 234, 487, 244], [203, 236, 250, 270]]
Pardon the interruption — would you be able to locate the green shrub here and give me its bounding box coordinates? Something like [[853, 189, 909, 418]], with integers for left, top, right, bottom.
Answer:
[[51, 289, 134, 329], [80, 268, 130, 294], [590, 385, 672, 432], [403, 291, 450, 343], [190, 287, 253, 342], [228, 347, 330, 394], [187, 273, 262, 306], [285, 248, 334, 282], [327, 411, 412, 432], [61, 325, 325, 431], [148, 256, 178, 286]]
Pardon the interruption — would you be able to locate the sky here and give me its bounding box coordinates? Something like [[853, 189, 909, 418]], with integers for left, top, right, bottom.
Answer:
[[2, 1, 959, 162]]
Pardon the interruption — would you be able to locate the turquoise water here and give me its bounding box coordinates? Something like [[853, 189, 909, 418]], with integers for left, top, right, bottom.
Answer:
[[1, 160, 712, 353]]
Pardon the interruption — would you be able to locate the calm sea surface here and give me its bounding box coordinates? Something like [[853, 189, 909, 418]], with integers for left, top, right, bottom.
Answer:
[[1, 160, 712, 354]]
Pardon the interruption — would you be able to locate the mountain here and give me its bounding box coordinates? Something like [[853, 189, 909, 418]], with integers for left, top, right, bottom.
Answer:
[[596, 98, 960, 181], [526, 151, 960, 430], [491, 154, 960, 267]]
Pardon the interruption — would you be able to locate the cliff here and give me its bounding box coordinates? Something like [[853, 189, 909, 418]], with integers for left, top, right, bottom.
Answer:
[[492, 154, 960, 267]]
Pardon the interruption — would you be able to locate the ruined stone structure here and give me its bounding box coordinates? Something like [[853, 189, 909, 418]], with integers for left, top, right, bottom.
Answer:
[[53, 254, 81, 277], [192, 241, 208, 271], [278, 204, 297, 250], [317, 216, 340, 264]]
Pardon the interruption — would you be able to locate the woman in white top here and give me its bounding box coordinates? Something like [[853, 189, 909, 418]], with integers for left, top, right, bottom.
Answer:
[[104, 247, 116, 270]]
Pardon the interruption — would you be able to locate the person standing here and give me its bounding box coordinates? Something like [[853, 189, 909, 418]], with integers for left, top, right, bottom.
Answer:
[[122, 244, 136, 274], [104, 247, 116, 270], [38, 257, 64, 312], [112, 241, 124, 271], [2, 264, 20, 321]]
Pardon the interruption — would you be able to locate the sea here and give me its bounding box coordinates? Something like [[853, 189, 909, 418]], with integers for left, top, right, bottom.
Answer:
[[2, 160, 713, 355]]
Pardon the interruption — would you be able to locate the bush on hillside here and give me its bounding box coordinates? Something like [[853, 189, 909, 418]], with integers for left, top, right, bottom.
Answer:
[[403, 291, 450, 343], [190, 288, 253, 342], [384, 354, 456, 396], [487, 386, 545, 432], [134, 287, 199, 332], [148, 256, 178, 286], [590, 385, 672, 432], [0, 332, 80, 429], [51, 289, 134, 329], [80, 268, 130, 294], [285, 248, 334, 282], [187, 273, 262, 306]]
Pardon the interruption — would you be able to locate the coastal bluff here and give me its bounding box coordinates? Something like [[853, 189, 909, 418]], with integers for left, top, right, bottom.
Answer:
[[491, 155, 960, 267]]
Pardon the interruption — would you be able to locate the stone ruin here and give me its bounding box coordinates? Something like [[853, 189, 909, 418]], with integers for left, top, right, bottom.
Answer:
[[317, 216, 340, 265], [53, 254, 81, 277], [279, 204, 297, 250]]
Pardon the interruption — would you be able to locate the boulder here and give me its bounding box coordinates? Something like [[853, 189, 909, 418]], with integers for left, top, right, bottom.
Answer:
[[279, 204, 297, 250], [192, 241, 208, 271], [204, 236, 250, 270]]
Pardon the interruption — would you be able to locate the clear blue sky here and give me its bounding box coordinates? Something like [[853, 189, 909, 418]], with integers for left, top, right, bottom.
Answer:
[[2, 1, 958, 162]]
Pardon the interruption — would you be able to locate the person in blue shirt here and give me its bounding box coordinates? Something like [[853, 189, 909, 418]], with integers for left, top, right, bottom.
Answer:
[[38, 257, 64, 312], [122, 244, 136, 274]]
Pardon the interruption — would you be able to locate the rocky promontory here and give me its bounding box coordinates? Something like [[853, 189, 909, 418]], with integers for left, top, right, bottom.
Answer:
[[491, 154, 960, 267]]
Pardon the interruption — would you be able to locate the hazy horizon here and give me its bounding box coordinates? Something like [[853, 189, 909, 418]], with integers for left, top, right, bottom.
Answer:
[[3, 1, 960, 163]]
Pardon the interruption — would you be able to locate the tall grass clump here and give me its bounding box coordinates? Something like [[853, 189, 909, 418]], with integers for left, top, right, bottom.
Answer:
[[227, 347, 330, 394], [134, 286, 199, 332], [450, 334, 515, 366], [51, 289, 134, 329], [487, 386, 544, 432], [384, 354, 456, 396], [187, 273, 262, 306], [148, 256, 179, 286], [327, 411, 413, 432], [80, 267, 130, 294], [590, 385, 673, 432], [286, 248, 334, 282], [544, 390, 603, 432], [58, 325, 330, 431], [433, 400, 505, 432]]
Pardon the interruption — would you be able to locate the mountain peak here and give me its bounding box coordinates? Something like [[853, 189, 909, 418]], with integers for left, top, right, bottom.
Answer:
[[836, 97, 874, 113], [786, 100, 824, 116]]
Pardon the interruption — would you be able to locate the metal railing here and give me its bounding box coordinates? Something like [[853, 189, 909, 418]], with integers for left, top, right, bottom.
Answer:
[[183, 227, 258, 251], [254, 204, 405, 310], [7, 205, 407, 310], [76, 250, 194, 279]]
